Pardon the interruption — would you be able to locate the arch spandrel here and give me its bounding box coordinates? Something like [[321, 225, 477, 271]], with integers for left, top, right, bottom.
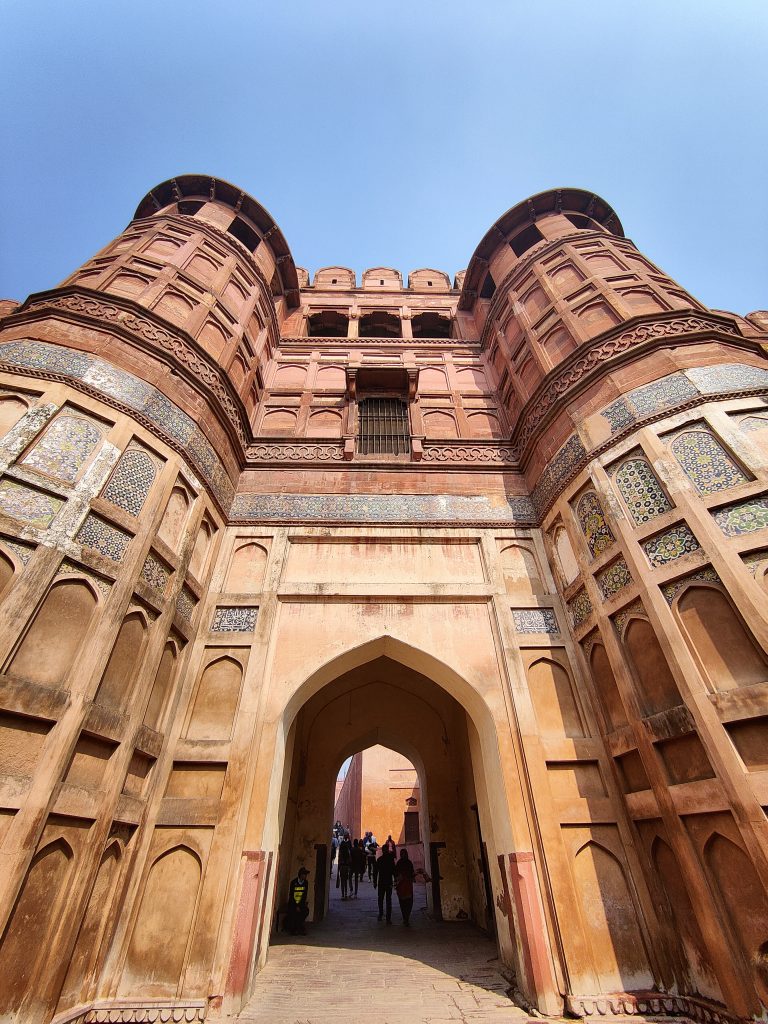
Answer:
[[268, 605, 512, 731]]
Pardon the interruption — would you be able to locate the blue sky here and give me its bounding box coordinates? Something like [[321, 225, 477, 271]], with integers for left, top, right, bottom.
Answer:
[[1, 1, 766, 314]]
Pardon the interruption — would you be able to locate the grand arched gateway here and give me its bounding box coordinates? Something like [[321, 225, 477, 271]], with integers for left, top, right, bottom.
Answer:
[[0, 178, 766, 1023]]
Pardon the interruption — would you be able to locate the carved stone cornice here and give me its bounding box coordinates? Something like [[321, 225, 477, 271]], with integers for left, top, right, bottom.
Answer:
[[513, 311, 744, 464], [421, 442, 517, 465], [246, 442, 345, 463], [9, 287, 251, 451]]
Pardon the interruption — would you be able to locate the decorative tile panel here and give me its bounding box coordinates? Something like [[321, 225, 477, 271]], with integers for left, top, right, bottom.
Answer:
[[613, 457, 672, 525], [211, 605, 258, 632], [531, 433, 587, 516], [0, 537, 35, 565], [628, 374, 698, 416], [669, 430, 748, 495], [76, 513, 131, 561], [511, 608, 559, 634], [712, 497, 768, 537], [0, 340, 234, 511], [102, 445, 158, 516], [661, 567, 721, 605], [575, 491, 615, 558], [56, 558, 112, 598], [176, 586, 197, 622], [642, 524, 701, 567], [0, 479, 63, 527], [231, 492, 536, 525], [140, 552, 171, 592], [741, 550, 768, 577], [685, 363, 768, 395], [596, 558, 633, 599], [568, 589, 593, 629], [613, 600, 644, 637], [738, 415, 768, 435], [21, 413, 104, 482]]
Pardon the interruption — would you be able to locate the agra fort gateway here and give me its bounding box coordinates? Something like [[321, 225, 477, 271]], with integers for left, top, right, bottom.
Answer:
[[0, 177, 767, 1023]]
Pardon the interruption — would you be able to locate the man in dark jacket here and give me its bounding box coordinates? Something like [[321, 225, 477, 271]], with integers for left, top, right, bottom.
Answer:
[[376, 847, 396, 924], [286, 867, 310, 935]]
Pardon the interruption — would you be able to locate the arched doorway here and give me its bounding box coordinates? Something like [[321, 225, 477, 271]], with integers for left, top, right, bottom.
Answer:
[[273, 648, 505, 945]]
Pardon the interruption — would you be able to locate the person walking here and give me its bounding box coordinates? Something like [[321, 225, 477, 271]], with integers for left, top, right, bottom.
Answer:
[[366, 835, 378, 881], [285, 867, 310, 935], [330, 834, 338, 878], [351, 838, 366, 897], [337, 835, 352, 899], [393, 849, 429, 927], [376, 845, 396, 924]]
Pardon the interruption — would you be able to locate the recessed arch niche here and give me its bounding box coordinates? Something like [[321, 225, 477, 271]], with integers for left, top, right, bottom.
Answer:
[[675, 584, 767, 692], [7, 578, 99, 688], [185, 654, 244, 741], [118, 845, 202, 998], [572, 840, 652, 993], [0, 395, 28, 437], [226, 541, 268, 592], [526, 655, 585, 737], [144, 639, 180, 731], [95, 610, 149, 710], [623, 616, 681, 715], [0, 839, 73, 1015]]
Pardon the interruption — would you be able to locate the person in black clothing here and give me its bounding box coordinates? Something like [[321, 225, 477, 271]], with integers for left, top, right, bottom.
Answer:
[[337, 836, 352, 899], [286, 867, 310, 935], [351, 838, 366, 897], [376, 846, 396, 924], [394, 849, 429, 927]]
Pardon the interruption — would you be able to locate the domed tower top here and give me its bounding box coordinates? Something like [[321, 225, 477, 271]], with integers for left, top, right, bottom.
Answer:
[[459, 188, 624, 310], [134, 174, 300, 308]]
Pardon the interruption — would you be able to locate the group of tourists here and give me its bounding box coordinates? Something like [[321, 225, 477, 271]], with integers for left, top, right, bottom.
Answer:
[[286, 828, 430, 935], [331, 830, 430, 927]]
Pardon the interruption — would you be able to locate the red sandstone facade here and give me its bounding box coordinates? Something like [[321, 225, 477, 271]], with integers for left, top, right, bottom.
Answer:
[[0, 176, 767, 1023]]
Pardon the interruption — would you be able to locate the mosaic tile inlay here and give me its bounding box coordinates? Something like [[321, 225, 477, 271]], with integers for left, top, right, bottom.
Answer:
[[596, 558, 633, 599], [176, 586, 197, 621], [738, 415, 768, 435], [231, 492, 536, 524], [0, 537, 35, 565], [670, 430, 748, 495], [76, 513, 131, 561], [0, 479, 63, 527], [642, 524, 701, 567], [613, 600, 644, 637], [661, 567, 721, 605], [102, 446, 158, 516], [741, 550, 768, 577], [511, 608, 559, 634], [569, 588, 593, 629], [21, 413, 104, 483], [712, 497, 768, 537], [575, 491, 615, 558], [211, 605, 258, 632], [56, 558, 112, 598], [614, 457, 672, 526], [686, 363, 768, 395], [140, 552, 171, 592]]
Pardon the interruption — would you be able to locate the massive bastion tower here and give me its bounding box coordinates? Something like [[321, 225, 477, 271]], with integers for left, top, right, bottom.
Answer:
[[0, 176, 767, 1024]]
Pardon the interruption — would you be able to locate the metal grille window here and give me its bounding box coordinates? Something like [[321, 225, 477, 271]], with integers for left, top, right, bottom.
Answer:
[[358, 397, 410, 455]]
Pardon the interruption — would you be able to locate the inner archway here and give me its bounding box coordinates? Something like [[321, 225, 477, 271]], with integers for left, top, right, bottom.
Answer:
[[334, 744, 425, 870]]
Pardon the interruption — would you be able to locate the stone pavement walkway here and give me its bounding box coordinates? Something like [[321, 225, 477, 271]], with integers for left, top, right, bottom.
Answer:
[[237, 866, 530, 1024]]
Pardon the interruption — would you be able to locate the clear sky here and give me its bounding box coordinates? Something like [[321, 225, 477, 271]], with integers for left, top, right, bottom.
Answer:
[[1, 1, 766, 314]]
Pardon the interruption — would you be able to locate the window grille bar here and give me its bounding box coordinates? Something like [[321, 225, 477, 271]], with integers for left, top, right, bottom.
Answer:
[[358, 397, 410, 455]]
